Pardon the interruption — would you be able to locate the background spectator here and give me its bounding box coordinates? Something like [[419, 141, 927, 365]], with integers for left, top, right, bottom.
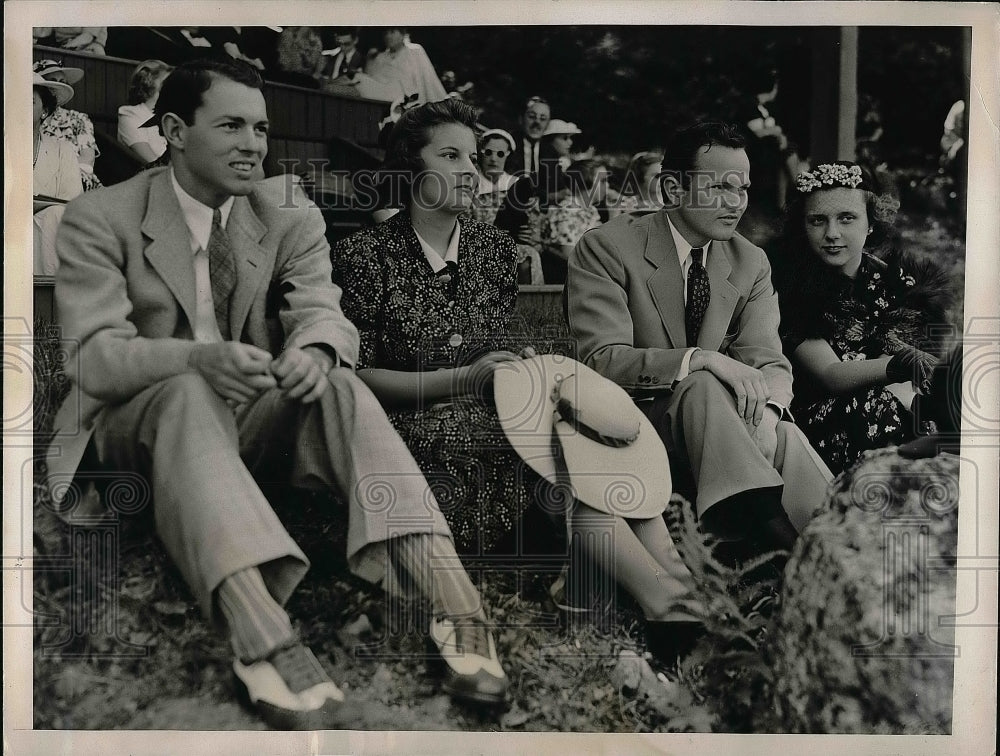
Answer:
[[615, 150, 664, 216], [318, 28, 364, 81], [273, 26, 323, 88], [540, 158, 608, 283], [36, 27, 107, 55], [365, 27, 446, 104], [118, 59, 172, 164], [33, 59, 102, 191], [33, 73, 82, 274]]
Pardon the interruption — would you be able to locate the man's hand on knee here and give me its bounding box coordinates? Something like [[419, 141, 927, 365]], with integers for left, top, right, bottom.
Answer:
[[691, 351, 771, 425], [188, 342, 277, 403], [749, 406, 780, 465], [270, 346, 331, 403]]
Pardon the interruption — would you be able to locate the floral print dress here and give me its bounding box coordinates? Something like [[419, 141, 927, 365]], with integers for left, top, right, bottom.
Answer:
[[41, 107, 102, 192], [784, 252, 944, 474], [332, 212, 551, 554]]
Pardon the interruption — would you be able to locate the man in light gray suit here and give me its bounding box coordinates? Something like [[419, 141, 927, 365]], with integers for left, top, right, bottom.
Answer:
[[566, 121, 832, 564], [48, 58, 507, 728]]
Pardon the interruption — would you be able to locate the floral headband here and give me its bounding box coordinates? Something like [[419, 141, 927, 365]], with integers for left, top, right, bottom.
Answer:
[[795, 163, 864, 193]]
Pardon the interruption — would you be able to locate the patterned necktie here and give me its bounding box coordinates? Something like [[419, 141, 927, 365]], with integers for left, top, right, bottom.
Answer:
[[208, 208, 237, 341], [685, 246, 710, 346]]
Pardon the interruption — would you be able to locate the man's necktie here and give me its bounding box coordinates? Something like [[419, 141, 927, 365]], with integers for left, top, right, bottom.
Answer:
[[685, 246, 710, 346], [208, 208, 237, 341]]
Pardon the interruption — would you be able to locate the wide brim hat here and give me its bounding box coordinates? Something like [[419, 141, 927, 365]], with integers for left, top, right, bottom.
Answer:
[[542, 119, 582, 137], [494, 354, 670, 519], [32, 72, 74, 107], [33, 59, 85, 85]]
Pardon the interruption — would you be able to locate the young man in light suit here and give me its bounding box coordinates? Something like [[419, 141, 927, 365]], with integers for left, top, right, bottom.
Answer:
[[565, 120, 832, 563], [47, 58, 507, 728]]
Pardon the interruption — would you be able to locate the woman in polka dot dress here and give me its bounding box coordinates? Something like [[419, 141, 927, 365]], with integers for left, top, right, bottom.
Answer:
[[332, 99, 550, 555]]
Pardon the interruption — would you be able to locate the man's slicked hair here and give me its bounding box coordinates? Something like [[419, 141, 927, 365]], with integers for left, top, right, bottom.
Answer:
[[662, 120, 747, 189], [153, 57, 264, 133]]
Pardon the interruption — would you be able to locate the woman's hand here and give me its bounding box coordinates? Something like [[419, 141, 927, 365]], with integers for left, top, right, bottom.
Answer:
[[460, 351, 521, 396], [887, 346, 938, 394]]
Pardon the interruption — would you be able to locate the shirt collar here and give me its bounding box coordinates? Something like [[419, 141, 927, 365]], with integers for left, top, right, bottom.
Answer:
[[170, 168, 235, 254], [412, 220, 460, 273], [664, 211, 711, 269]]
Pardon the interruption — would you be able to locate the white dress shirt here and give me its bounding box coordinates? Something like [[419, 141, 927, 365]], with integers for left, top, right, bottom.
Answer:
[[413, 221, 460, 273], [170, 169, 235, 343]]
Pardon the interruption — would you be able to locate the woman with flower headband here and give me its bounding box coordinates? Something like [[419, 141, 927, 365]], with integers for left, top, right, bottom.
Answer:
[[771, 161, 953, 474]]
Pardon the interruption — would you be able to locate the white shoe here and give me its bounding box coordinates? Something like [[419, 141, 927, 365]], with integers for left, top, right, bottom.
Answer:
[[429, 617, 508, 706], [233, 643, 344, 729]]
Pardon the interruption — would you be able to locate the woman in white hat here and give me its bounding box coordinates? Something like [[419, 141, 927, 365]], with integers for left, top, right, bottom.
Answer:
[[33, 73, 83, 274], [540, 158, 608, 284], [471, 128, 518, 225], [32, 59, 101, 191]]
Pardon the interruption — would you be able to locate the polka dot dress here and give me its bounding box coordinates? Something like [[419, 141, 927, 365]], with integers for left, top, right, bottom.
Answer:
[[332, 212, 549, 554]]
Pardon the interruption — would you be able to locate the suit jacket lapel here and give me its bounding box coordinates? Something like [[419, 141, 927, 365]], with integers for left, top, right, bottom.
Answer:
[[698, 240, 740, 349], [226, 194, 269, 338], [644, 212, 687, 348], [141, 171, 198, 327]]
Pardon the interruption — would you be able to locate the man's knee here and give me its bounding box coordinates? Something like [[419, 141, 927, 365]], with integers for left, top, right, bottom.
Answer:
[[673, 370, 731, 406], [152, 373, 230, 417]]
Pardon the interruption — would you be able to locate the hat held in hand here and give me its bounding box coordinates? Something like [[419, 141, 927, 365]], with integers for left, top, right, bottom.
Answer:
[[494, 354, 671, 519]]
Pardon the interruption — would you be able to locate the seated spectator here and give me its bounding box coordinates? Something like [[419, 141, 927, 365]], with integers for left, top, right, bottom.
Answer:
[[616, 150, 664, 216], [33, 73, 82, 274], [541, 159, 608, 284], [772, 162, 952, 474], [118, 60, 172, 164], [35, 27, 108, 55], [33, 60, 102, 192], [537, 119, 580, 206], [272, 26, 323, 89], [333, 101, 706, 664], [317, 28, 364, 81], [471, 129, 543, 284], [365, 28, 446, 105], [493, 174, 546, 281], [471, 128, 518, 225]]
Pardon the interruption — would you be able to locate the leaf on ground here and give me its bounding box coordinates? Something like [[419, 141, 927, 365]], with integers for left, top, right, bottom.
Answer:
[[501, 706, 531, 728], [152, 599, 188, 616]]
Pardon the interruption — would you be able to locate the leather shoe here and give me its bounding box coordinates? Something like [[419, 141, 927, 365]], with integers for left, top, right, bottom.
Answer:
[[233, 643, 344, 729], [429, 617, 508, 707]]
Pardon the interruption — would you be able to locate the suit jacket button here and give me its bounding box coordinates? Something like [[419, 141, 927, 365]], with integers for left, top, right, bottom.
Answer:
[[651, 377, 659, 384]]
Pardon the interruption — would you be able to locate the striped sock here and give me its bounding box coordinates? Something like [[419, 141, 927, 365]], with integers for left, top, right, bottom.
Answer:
[[217, 567, 297, 663], [391, 533, 486, 622]]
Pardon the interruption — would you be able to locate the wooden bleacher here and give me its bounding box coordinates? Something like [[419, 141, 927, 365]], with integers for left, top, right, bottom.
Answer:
[[32, 45, 390, 175], [31, 45, 568, 337]]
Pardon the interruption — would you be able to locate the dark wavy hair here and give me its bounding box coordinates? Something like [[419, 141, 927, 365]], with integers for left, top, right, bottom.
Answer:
[[34, 85, 59, 119], [153, 57, 264, 133], [379, 98, 479, 207], [127, 59, 172, 106], [662, 120, 746, 190]]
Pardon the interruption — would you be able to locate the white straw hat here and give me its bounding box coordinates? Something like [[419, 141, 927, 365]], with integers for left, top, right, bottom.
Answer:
[[32, 72, 74, 107], [493, 354, 671, 519], [541, 119, 582, 137]]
